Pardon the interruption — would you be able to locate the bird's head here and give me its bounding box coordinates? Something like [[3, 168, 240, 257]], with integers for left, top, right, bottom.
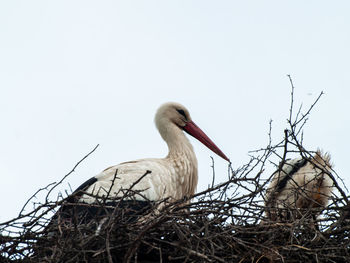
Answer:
[[155, 102, 192, 130], [155, 102, 230, 162]]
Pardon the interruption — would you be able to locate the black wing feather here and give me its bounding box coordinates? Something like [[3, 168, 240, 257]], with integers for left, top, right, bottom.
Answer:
[[276, 158, 308, 191], [47, 176, 153, 231]]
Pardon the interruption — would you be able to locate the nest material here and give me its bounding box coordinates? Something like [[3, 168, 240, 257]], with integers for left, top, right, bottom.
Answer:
[[1, 151, 349, 263]]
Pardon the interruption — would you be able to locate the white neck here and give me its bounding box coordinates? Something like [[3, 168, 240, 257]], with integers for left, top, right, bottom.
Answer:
[[161, 124, 198, 198]]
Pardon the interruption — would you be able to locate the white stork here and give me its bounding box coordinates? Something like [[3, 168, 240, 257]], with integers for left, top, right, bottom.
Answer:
[[55, 102, 229, 224], [264, 150, 333, 225]]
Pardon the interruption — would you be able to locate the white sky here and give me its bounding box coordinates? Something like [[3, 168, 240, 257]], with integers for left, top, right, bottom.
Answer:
[[1, 1, 349, 222]]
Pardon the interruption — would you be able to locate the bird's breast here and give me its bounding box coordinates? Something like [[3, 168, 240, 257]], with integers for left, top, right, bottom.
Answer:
[[80, 158, 195, 203]]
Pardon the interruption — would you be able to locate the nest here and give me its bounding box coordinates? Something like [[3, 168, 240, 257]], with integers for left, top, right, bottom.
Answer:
[[1, 80, 349, 262], [1, 155, 349, 263]]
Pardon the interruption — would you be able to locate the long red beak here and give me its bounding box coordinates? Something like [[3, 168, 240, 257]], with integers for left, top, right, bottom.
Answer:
[[183, 121, 230, 162]]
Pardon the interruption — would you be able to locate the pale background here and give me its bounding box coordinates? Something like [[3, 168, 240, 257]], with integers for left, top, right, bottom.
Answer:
[[1, 1, 349, 222]]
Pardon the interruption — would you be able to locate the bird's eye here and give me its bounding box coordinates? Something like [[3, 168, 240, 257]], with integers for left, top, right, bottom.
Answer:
[[176, 109, 187, 119]]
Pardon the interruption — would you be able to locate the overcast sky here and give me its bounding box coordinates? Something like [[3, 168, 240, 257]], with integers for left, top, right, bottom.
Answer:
[[1, 1, 349, 222]]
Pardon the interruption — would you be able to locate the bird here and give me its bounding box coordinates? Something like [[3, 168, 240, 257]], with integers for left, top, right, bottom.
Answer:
[[264, 150, 333, 225], [52, 102, 230, 226]]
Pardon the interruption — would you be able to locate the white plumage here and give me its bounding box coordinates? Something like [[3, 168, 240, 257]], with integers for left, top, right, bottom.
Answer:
[[265, 150, 333, 222], [77, 102, 229, 205]]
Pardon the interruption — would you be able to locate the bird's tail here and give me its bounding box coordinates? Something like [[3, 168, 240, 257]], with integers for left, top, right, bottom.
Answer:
[[308, 149, 333, 208]]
